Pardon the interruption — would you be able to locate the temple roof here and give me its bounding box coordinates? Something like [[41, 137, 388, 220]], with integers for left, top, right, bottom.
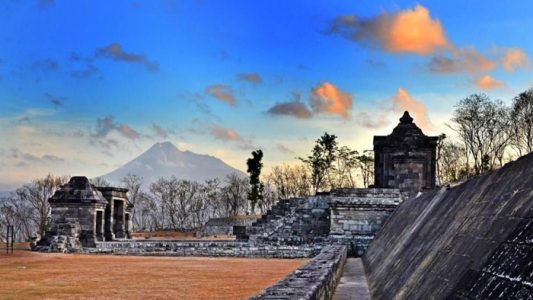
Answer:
[[373, 111, 438, 148], [49, 176, 108, 204]]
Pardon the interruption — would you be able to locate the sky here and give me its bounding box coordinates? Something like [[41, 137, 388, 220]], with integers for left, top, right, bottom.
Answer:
[[1, 0, 532, 190]]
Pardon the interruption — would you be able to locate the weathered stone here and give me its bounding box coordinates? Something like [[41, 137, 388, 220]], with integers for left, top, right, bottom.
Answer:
[[373, 111, 438, 196], [37, 176, 133, 252], [363, 152, 533, 300], [251, 245, 347, 300]]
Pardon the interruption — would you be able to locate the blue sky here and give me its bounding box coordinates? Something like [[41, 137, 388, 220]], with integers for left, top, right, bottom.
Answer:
[[1, 0, 532, 189]]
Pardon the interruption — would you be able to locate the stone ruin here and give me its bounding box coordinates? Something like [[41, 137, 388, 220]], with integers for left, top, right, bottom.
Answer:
[[39, 111, 437, 256], [236, 111, 438, 255], [34, 111, 533, 299], [374, 111, 438, 195], [36, 176, 133, 252]]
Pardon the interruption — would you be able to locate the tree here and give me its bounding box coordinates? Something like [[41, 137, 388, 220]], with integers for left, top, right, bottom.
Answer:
[[266, 164, 312, 200], [438, 140, 468, 183], [356, 150, 374, 188], [120, 174, 143, 229], [90, 177, 111, 187], [17, 174, 68, 238], [0, 192, 35, 241], [510, 89, 533, 156], [334, 146, 359, 188], [149, 177, 200, 230], [246, 150, 264, 214], [449, 94, 511, 175], [299, 132, 338, 192], [221, 174, 249, 216]]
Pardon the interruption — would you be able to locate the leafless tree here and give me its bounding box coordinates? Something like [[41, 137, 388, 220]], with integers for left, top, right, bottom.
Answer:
[[221, 174, 249, 216], [1, 193, 35, 241], [120, 174, 143, 230], [266, 164, 312, 199], [449, 94, 512, 175], [334, 146, 359, 188], [510, 89, 533, 156], [16, 174, 68, 238], [438, 140, 468, 184], [90, 176, 111, 187]]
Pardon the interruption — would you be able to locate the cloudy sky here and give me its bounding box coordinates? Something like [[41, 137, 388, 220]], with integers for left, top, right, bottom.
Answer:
[[1, 0, 532, 190]]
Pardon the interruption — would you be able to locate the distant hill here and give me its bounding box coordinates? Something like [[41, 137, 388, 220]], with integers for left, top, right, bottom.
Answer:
[[99, 141, 246, 187]]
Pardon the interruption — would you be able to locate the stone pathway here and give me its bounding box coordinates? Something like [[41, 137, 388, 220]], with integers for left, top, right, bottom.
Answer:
[[332, 258, 371, 300]]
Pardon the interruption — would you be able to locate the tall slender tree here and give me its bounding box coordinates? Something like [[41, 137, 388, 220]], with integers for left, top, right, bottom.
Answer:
[[246, 150, 264, 214]]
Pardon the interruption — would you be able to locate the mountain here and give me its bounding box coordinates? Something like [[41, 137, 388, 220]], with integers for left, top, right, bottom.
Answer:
[[100, 142, 246, 186]]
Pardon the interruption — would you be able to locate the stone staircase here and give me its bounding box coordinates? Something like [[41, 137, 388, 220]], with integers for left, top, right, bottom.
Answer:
[[235, 196, 330, 245]]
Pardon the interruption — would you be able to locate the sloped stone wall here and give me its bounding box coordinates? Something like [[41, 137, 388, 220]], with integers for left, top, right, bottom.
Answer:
[[451, 217, 533, 299], [363, 152, 533, 300]]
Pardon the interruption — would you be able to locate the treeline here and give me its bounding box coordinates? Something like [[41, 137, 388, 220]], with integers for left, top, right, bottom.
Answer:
[[0, 141, 375, 241], [438, 89, 533, 183], [3, 88, 533, 241], [0, 173, 268, 241]]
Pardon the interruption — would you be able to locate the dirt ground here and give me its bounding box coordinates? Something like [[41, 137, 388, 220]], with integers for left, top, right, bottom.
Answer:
[[0, 251, 306, 299]]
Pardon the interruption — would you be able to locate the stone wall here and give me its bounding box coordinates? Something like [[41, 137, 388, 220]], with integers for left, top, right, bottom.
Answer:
[[363, 152, 533, 299], [93, 240, 319, 258], [197, 216, 259, 237], [251, 245, 347, 300], [239, 197, 330, 245], [329, 188, 402, 256], [451, 217, 533, 299]]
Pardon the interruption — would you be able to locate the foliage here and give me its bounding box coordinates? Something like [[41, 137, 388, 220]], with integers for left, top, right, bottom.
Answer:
[[246, 150, 264, 214], [299, 132, 338, 192]]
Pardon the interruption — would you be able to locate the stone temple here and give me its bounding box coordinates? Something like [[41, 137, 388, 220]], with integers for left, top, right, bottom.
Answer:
[[374, 111, 438, 195], [39, 176, 133, 252], [37, 111, 533, 299]]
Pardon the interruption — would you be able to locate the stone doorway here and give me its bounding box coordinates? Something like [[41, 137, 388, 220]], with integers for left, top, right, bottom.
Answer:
[[125, 213, 131, 238], [95, 210, 104, 241], [113, 199, 125, 238]]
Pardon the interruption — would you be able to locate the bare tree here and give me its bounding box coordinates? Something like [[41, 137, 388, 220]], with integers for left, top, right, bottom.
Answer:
[[0, 193, 35, 241], [449, 94, 511, 175], [221, 174, 249, 216], [90, 177, 111, 187], [334, 146, 359, 188], [438, 140, 468, 184], [120, 174, 143, 229], [510, 89, 533, 156], [266, 164, 312, 200], [357, 150, 374, 188], [16, 174, 68, 238]]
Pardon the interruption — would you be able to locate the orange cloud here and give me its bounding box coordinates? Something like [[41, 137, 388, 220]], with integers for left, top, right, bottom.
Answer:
[[330, 5, 449, 55], [209, 125, 242, 141], [392, 88, 432, 131], [501, 48, 530, 72], [429, 47, 496, 73], [205, 84, 236, 106], [475, 75, 504, 90], [310, 82, 353, 119]]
